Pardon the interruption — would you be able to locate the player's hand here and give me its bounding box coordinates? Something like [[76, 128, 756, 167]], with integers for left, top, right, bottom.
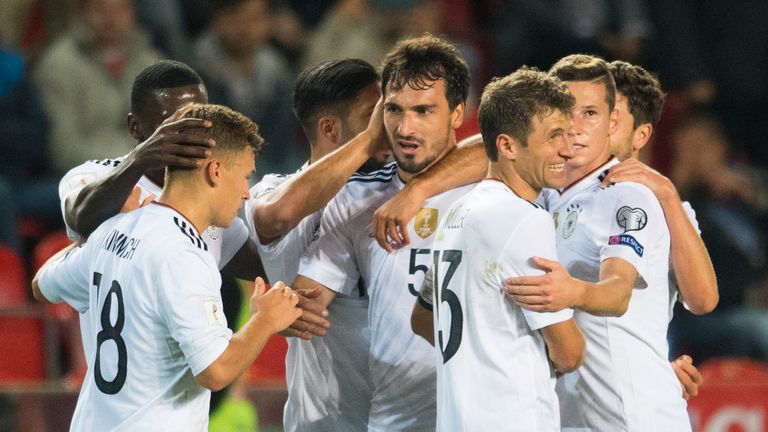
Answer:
[[279, 286, 331, 340], [372, 185, 426, 252], [251, 278, 302, 334], [504, 257, 583, 312], [672, 354, 703, 400], [600, 159, 678, 203], [120, 186, 156, 213], [365, 97, 389, 155], [128, 104, 214, 172]]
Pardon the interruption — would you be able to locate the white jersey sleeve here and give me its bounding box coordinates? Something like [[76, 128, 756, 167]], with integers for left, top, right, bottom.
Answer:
[[58, 158, 123, 241], [37, 243, 94, 313], [217, 216, 248, 268], [682, 201, 701, 234], [297, 190, 360, 296], [156, 250, 232, 376], [600, 183, 666, 288], [499, 210, 573, 331]]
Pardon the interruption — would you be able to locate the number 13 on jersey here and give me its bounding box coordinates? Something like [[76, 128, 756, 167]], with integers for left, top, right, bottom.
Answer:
[[432, 249, 463, 364]]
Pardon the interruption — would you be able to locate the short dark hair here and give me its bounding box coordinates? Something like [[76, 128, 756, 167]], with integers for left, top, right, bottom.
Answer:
[[180, 104, 263, 162], [380, 34, 470, 109], [609, 60, 665, 128], [479, 67, 575, 161], [130, 60, 205, 113], [549, 54, 616, 111], [293, 58, 379, 136]]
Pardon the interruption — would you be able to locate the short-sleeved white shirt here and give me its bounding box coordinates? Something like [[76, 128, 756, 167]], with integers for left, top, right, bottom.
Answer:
[[38, 203, 233, 431], [419, 180, 572, 432], [59, 157, 249, 268], [539, 158, 691, 431], [245, 167, 372, 432], [298, 162, 474, 431]]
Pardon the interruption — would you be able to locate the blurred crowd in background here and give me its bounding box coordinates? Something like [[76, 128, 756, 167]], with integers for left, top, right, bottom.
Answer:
[[1, 0, 768, 390]]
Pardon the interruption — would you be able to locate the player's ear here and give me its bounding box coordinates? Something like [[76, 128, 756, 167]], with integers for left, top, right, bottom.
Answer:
[[496, 133, 518, 161], [450, 102, 465, 130], [633, 123, 653, 152], [206, 159, 223, 186], [127, 113, 142, 141], [317, 115, 340, 144]]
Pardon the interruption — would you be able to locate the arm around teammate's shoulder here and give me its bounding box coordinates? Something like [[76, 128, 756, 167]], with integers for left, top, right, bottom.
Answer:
[[195, 278, 301, 391]]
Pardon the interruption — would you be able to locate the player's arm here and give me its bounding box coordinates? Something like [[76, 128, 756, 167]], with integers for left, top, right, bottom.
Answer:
[[251, 99, 388, 244], [602, 159, 718, 314], [31, 242, 79, 303], [505, 256, 635, 317], [540, 319, 585, 374], [277, 275, 335, 340], [372, 134, 487, 252], [66, 112, 214, 238], [196, 278, 301, 391], [411, 266, 435, 344]]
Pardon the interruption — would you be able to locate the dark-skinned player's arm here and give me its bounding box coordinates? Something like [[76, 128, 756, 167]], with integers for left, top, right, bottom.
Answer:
[[65, 106, 213, 238], [251, 99, 388, 245], [372, 134, 487, 252], [602, 159, 718, 314]]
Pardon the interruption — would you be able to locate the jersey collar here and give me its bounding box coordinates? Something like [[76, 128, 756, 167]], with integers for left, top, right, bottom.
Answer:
[[557, 157, 620, 200]]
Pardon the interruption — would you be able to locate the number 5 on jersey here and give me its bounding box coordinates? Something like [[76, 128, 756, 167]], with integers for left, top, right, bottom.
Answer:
[[433, 249, 463, 364]]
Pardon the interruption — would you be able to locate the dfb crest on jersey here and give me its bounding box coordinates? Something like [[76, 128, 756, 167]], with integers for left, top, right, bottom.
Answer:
[[414, 208, 438, 239], [616, 206, 647, 232], [207, 225, 221, 240], [563, 204, 581, 239]]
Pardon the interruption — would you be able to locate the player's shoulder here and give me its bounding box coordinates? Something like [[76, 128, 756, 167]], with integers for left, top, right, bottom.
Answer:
[[602, 180, 660, 206], [347, 162, 397, 189], [59, 155, 128, 193], [250, 172, 291, 200], [468, 181, 546, 224]]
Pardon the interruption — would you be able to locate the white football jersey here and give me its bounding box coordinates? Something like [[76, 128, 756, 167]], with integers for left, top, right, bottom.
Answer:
[[421, 180, 572, 432], [539, 158, 691, 431], [245, 167, 372, 432], [38, 203, 233, 431], [59, 156, 249, 267], [298, 162, 474, 431]]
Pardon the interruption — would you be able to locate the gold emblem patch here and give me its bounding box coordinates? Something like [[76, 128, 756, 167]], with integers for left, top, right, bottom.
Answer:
[[414, 208, 438, 239]]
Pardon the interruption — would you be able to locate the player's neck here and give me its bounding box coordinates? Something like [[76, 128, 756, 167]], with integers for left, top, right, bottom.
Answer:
[[566, 150, 612, 186], [487, 165, 538, 201], [158, 179, 212, 234], [308, 138, 336, 165]]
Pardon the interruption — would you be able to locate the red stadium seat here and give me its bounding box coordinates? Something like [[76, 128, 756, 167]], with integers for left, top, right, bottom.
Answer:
[[33, 230, 72, 271], [0, 312, 48, 385], [687, 357, 768, 431], [0, 244, 27, 306]]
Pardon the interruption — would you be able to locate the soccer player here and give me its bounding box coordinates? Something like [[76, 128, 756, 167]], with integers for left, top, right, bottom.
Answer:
[[244, 58, 389, 431], [32, 104, 302, 431], [411, 68, 585, 431], [511, 54, 691, 431], [59, 60, 263, 278], [292, 34, 474, 430]]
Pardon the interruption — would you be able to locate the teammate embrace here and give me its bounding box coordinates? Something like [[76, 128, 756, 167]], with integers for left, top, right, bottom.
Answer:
[[32, 34, 716, 432]]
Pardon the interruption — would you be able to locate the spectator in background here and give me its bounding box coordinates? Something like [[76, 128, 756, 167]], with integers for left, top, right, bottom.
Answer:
[[33, 0, 160, 174], [667, 112, 768, 363], [193, 0, 300, 178], [0, 45, 56, 251]]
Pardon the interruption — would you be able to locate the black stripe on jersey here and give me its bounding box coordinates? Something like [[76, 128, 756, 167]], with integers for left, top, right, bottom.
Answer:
[[349, 164, 396, 183], [524, 200, 543, 209], [597, 169, 609, 183], [88, 158, 123, 168], [173, 217, 209, 251]]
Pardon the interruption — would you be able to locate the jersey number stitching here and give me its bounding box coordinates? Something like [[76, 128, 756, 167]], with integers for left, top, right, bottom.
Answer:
[[93, 272, 128, 394]]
